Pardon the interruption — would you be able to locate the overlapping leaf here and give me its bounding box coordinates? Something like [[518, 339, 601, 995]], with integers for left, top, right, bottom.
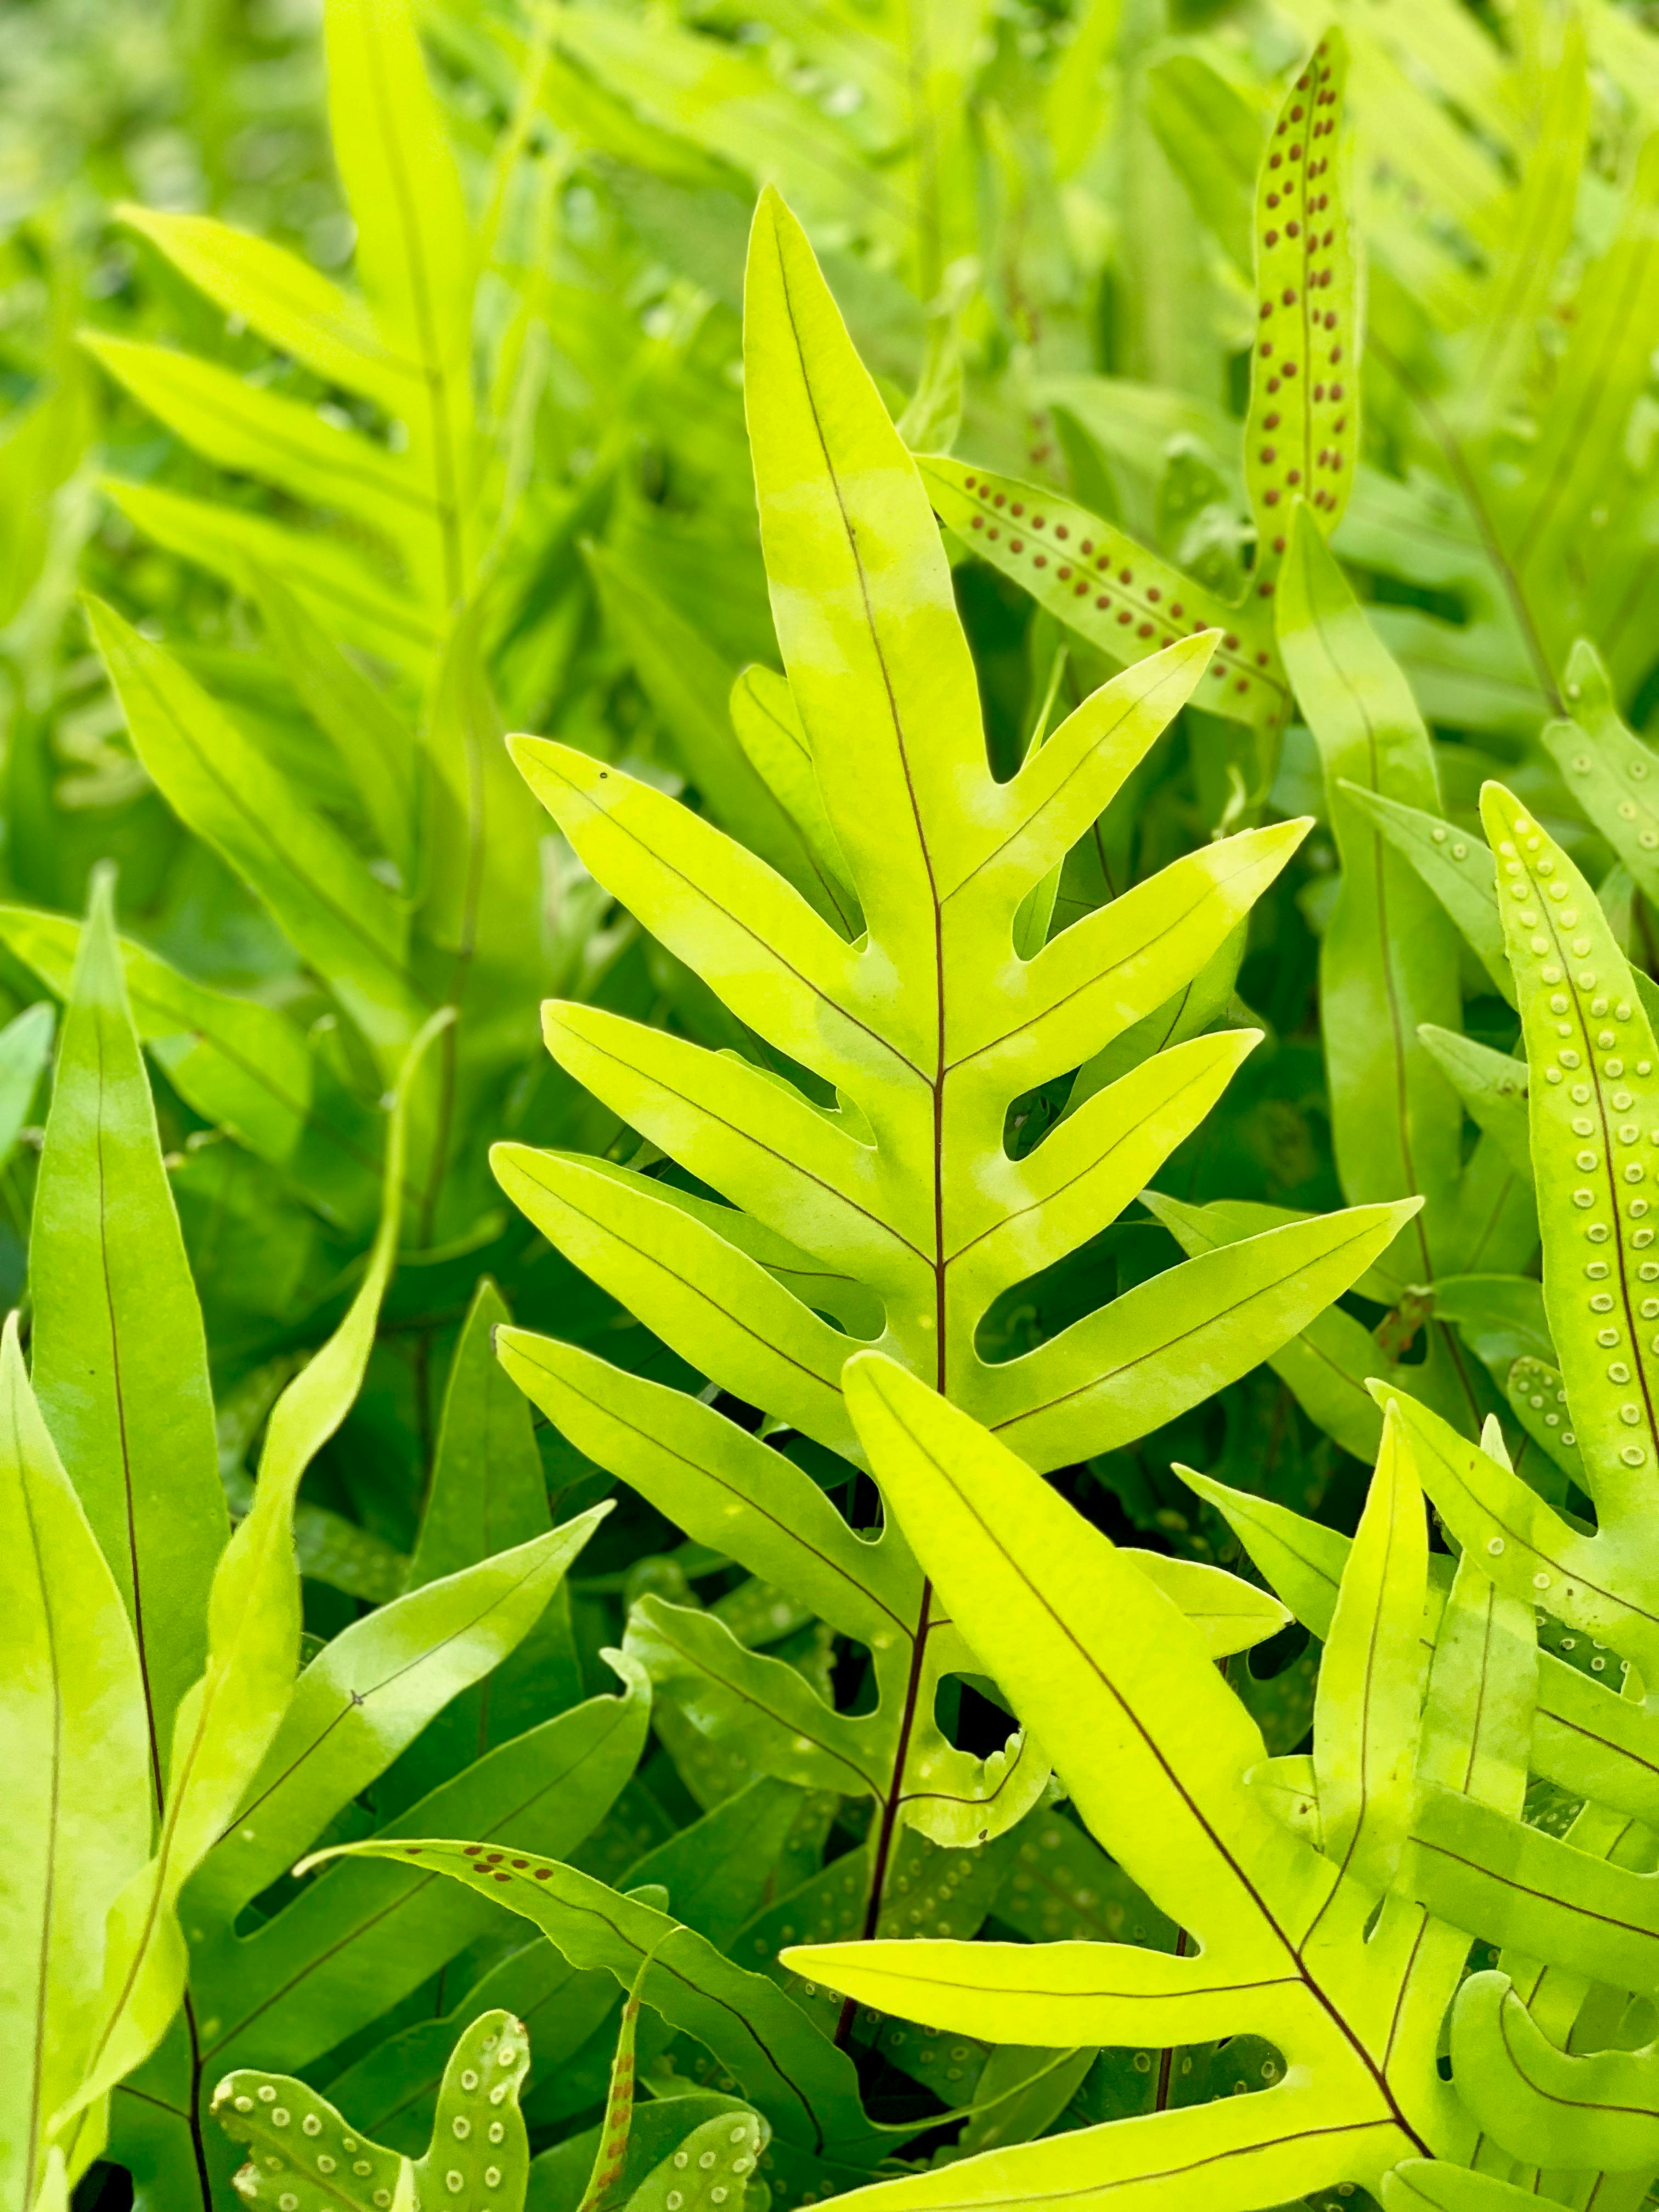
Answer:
[[771, 1358, 1530, 2209]]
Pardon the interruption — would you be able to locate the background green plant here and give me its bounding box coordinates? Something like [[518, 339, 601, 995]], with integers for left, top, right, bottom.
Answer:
[[17, 0, 1659, 2208]]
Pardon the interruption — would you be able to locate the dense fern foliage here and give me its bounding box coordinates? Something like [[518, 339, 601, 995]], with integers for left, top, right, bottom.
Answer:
[[12, 4, 1659, 2210]]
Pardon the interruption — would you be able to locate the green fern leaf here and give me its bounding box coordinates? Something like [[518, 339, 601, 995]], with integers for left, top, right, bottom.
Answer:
[[213, 2007, 531, 2212], [299, 1837, 889, 2169], [46, 1011, 444, 2153], [1, 1309, 149, 2210], [29, 868, 225, 1790], [1245, 37, 1358, 579], [777, 1357, 1516, 2208], [492, 191, 1411, 1906]]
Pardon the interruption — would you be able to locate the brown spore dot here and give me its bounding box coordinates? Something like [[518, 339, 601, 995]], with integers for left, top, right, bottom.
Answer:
[[1291, 104, 1305, 121], [1264, 488, 1280, 506], [1032, 514, 1046, 528], [464, 1846, 482, 1857], [1057, 565, 1071, 580], [1260, 446, 1276, 464], [1259, 579, 1275, 596], [1096, 594, 1110, 610], [1223, 634, 1239, 650], [1267, 376, 1280, 393], [1267, 191, 1280, 208], [1261, 341, 1274, 358], [1270, 153, 1282, 168], [1080, 538, 1093, 554], [963, 475, 976, 490], [1260, 301, 1274, 320], [1119, 567, 1133, 583], [1256, 651, 1270, 667], [1137, 621, 1153, 637], [406, 1847, 422, 1856], [1210, 664, 1226, 679], [1033, 554, 1047, 567], [1096, 553, 1110, 569], [1283, 361, 1298, 377], [1290, 143, 1303, 160], [534, 1867, 552, 1880], [1056, 523, 1069, 539], [1170, 602, 1184, 618], [1011, 539, 1024, 552], [1272, 535, 1286, 554], [512, 1859, 529, 1869], [1147, 586, 1160, 602], [1286, 222, 1300, 238], [994, 492, 1006, 507], [1282, 287, 1297, 306], [1074, 581, 1088, 596], [1329, 382, 1344, 400], [1236, 679, 1250, 694], [1116, 610, 1132, 626], [1313, 383, 1325, 401], [1265, 230, 1280, 248], [971, 515, 984, 529], [988, 527, 1000, 540], [493, 1871, 511, 1883]]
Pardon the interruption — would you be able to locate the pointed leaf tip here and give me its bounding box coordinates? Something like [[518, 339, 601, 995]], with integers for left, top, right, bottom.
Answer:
[[86, 855, 118, 912], [747, 181, 800, 263], [1477, 781, 1524, 849], [78, 859, 124, 994], [842, 1345, 910, 1420], [1564, 635, 1605, 690]]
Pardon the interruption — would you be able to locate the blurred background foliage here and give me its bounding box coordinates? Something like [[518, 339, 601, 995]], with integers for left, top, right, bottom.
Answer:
[[9, 0, 1659, 1628], [6, 0, 1659, 2052], [8, 0, 1658, 1572], [16, 0, 1659, 2204], [0, 0, 1377, 1582]]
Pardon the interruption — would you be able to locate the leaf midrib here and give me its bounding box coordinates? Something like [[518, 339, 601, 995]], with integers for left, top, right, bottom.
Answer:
[[990, 1211, 1387, 1436], [217, 1544, 567, 1857], [506, 1344, 910, 1639], [770, 221, 950, 1944], [876, 1383, 1434, 2157], [14, 1379, 67, 2208], [202, 1702, 640, 2062]]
